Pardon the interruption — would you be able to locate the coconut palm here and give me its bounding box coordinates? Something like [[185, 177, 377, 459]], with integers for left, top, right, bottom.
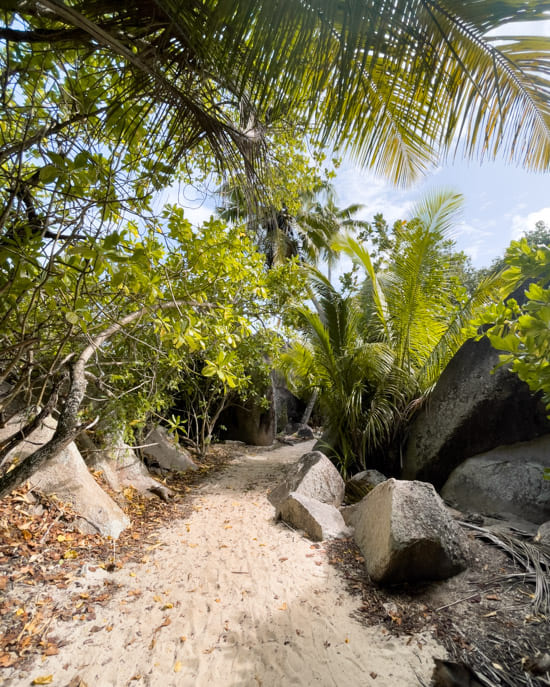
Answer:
[[283, 190, 511, 474], [280, 271, 404, 477], [295, 184, 369, 281], [6, 1, 550, 188]]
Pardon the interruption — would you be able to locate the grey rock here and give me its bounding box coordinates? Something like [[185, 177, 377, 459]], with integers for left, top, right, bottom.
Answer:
[[345, 469, 387, 504], [273, 372, 306, 433], [340, 502, 362, 528], [285, 422, 314, 439], [2, 414, 129, 538], [30, 441, 130, 539], [143, 426, 197, 472], [535, 521, 550, 545], [277, 492, 351, 541], [354, 478, 469, 584], [268, 451, 345, 510], [441, 435, 550, 525], [402, 337, 550, 488], [86, 435, 173, 501], [218, 391, 275, 446]]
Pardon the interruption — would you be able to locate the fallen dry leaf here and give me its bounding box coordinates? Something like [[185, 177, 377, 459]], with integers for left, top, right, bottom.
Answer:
[[174, 661, 182, 673], [43, 644, 59, 656], [31, 676, 53, 685], [0, 653, 16, 667]]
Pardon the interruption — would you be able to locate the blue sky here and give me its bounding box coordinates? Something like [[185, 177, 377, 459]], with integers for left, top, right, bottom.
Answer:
[[334, 157, 550, 268], [171, 157, 550, 271], [171, 18, 550, 271]]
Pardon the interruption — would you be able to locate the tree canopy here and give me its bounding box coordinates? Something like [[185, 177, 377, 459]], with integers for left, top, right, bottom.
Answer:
[[4, 1, 550, 188]]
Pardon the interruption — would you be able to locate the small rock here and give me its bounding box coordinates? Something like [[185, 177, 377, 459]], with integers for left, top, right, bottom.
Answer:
[[277, 492, 351, 541], [534, 521, 550, 546], [268, 451, 345, 510], [344, 469, 387, 504]]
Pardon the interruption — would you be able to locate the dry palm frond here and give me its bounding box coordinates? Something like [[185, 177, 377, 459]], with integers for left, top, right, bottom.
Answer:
[[460, 521, 550, 615]]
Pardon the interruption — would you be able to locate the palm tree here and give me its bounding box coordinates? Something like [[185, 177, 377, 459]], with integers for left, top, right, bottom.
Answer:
[[5, 1, 550, 188], [283, 190, 511, 475], [295, 184, 369, 281], [280, 270, 402, 477]]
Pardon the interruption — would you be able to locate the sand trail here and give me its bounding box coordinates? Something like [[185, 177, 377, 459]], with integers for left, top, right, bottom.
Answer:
[[13, 440, 444, 686]]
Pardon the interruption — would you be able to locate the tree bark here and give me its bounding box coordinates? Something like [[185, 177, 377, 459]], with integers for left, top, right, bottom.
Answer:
[[301, 389, 318, 426]]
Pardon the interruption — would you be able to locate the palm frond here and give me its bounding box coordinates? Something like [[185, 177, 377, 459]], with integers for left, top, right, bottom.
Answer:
[[416, 267, 517, 391], [12, 1, 550, 185]]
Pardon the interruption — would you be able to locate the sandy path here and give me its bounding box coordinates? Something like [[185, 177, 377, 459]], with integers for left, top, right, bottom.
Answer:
[[12, 441, 444, 686]]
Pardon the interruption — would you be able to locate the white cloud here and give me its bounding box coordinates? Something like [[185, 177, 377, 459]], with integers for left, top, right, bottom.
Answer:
[[153, 181, 217, 227], [511, 207, 550, 240], [335, 164, 415, 223]]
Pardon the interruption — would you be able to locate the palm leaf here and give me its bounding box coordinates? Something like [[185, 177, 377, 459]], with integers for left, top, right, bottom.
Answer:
[[10, 1, 550, 185]]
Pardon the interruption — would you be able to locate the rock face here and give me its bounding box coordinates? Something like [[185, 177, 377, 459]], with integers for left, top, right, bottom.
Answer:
[[441, 435, 550, 525], [1, 414, 129, 538], [218, 395, 275, 446], [82, 434, 172, 502], [277, 492, 351, 541], [344, 469, 387, 504], [402, 337, 550, 488], [30, 442, 130, 538], [142, 426, 197, 472], [273, 374, 306, 433], [354, 479, 469, 584], [268, 451, 345, 511]]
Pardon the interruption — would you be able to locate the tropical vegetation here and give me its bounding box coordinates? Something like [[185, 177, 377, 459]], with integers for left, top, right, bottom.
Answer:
[[2, 2, 550, 491], [280, 191, 511, 475]]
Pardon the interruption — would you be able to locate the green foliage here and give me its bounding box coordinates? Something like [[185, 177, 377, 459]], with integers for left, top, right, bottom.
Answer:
[[281, 271, 402, 477], [282, 191, 509, 475], [5, 1, 550, 189], [472, 237, 550, 414]]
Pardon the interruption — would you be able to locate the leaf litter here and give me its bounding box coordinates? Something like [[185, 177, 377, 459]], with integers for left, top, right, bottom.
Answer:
[[0, 447, 230, 674], [326, 523, 550, 687]]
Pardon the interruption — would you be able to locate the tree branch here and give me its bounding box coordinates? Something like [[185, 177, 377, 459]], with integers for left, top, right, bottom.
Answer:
[[0, 106, 109, 165], [0, 299, 189, 499]]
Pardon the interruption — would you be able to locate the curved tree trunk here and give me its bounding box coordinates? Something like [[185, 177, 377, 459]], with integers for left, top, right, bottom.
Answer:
[[0, 300, 188, 499], [301, 389, 318, 426]]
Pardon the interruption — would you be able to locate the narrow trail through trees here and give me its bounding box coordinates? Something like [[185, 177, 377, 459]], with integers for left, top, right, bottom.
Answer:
[[8, 441, 443, 686]]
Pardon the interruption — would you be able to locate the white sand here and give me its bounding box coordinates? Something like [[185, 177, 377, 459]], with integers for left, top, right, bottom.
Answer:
[[11, 440, 445, 686]]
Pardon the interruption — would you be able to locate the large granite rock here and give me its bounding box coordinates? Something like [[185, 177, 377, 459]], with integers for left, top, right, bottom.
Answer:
[[218, 394, 275, 446], [344, 469, 387, 504], [277, 492, 351, 541], [402, 337, 550, 488], [81, 433, 172, 502], [30, 442, 130, 538], [273, 373, 306, 433], [268, 451, 345, 511], [142, 426, 197, 472], [2, 413, 129, 538], [354, 479, 469, 584], [441, 435, 550, 525]]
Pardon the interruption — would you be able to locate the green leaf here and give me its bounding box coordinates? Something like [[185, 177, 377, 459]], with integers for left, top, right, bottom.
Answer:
[[65, 311, 79, 325], [39, 165, 60, 183]]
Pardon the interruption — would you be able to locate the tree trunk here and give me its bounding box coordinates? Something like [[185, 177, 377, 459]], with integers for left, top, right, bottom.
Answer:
[[301, 389, 318, 425], [0, 299, 189, 499]]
